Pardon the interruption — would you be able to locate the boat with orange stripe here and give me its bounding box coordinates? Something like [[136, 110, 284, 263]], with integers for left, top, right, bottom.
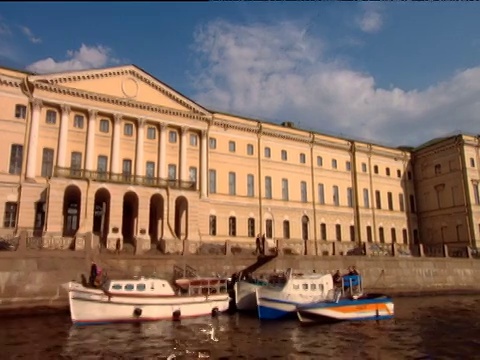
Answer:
[[296, 274, 394, 323]]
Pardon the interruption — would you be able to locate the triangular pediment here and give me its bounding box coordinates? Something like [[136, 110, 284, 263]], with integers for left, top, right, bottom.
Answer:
[[29, 65, 210, 115]]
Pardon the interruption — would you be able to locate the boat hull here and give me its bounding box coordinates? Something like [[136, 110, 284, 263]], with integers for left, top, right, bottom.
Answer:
[[234, 281, 262, 311], [296, 296, 394, 323], [65, 282, 230, 325]]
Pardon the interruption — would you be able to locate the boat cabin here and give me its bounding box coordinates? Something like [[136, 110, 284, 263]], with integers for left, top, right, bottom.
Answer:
[[284, 273, 334, 296], [105, 278, 176, 296], [175, 278, 229, 296]]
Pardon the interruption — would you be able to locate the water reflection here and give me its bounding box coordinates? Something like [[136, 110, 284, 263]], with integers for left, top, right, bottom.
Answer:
[[1, 295, 479, 359]]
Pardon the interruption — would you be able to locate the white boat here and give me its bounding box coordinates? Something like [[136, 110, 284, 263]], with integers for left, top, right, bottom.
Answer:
[[256, 269, 334, 320], [296, 275, 395, 323], [63, 276, 230, 325], [234, 272, 286, 311]]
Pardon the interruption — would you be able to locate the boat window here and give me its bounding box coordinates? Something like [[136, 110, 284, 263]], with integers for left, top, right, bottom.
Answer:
[[136, 284, 146, 291], [302, 283, 308, 290], [311, 284, 317, 291], [111, 284, 122, 290], [293, 284, 299, 290], [125, 284, 134, 291], [318, 284, 324, 292]]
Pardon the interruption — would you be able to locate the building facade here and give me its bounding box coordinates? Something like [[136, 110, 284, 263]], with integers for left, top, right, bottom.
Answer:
[[1, 64, 475, 253]]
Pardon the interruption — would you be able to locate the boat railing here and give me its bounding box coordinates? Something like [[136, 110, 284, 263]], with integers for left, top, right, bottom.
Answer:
[[341, 275, 363, 297], [186, 279, 228, 296]]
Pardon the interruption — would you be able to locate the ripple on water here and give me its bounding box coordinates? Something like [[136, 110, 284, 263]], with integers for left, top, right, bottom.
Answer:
[[0, 295, 480, 359]]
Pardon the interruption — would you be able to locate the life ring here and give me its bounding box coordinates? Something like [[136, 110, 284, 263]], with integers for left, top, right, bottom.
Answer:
[[173, 309, 181, 321], [133, 308, 142, 317]]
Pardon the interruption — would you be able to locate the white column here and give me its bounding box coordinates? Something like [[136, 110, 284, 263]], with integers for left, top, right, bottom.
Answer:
[[111, 114, 122, 174], [180, 126, 188, 182], [85, 110, 97, 171], [57, 104, 70, 168], [200, 130, 208, 197], [26, 99, 42, 179], [158, 123, 167, 179], [135, 118, 145, 177]]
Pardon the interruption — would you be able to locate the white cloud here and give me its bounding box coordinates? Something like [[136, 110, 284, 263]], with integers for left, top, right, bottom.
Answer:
[[356, 7, 383, 34], [19, 26, 41, 44], [191, 20, 480, 147], [26, 44, 119, 74]]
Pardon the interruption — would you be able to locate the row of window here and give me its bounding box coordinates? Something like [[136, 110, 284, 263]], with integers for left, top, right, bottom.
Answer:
[[207, 215, 410, 244]]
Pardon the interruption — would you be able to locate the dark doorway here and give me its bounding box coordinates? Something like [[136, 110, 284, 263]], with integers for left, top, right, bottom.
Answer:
[[34, 201, 46, 236], [93, 188, 111, 243], [122, 191, 138, 244], [63, 185, 81, 237], [174, 196, 188, 240], [149, 194, 164, 244]]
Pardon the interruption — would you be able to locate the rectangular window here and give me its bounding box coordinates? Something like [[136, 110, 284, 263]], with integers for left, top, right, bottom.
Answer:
[[122, 159, 132, 181], [333, 185, 339, 206], [366, 226, 372, 242], [9, 144, 23, 175], [299, 153, 306, 164], [281, 150, 287, 161], [402, 229, 408, 244], [346, 161, 351, 171], [386, 167, 391, 176], [347, 187, 353, 207], [124, 123, 133, 136], [264, 147, 271, 158], [228, 172, 236, 195], [320, 223, 327, 240], [317, 156, 323, 167], [190, 134, 198, 146], [379, 227, 385, 243], [146, 161, 155, 178], [282, 178, 289, 201], [15, 104, 27, 119], [74, 115, 84, 129], [247, 144, 254, 155], [189, 167, 197, 184], [209, 215, 217, 236], [97, 155, 108, 178], [41, 148, 54, 177], [46, 110, 56, 124], [169, 131, 177, 143], [335, 224, 342, 241], [168, 164, 177, 180], [229, 216, 236, 236], [301, 181, 307, 202], [375, 190, 382, 209], [70, 152, 82, 176], [247, 174, 254, 197], [248, 218, 255, 237], [399, 193, 405, 211], [99, 119, 110, 133], [387, 192, 393, 210], [363, 188, 369, 208], [474, 183, 480, 205], [397, 169, 402, 178], [391, 228, 397, 243], [332, 159, 337, 169], [318, 183, 325, 204], [265, 176, 272, 199], [147, 127, 156, 140], [229, 141, 236, 152], [471, 158, 475, 168], [209, 169, 216, 194], [283, 220, 290, 239], [350, 225, 355, 242], [361, 163, 367, 173], [3, 202, 18, 228], [209, 137, 216, 149]]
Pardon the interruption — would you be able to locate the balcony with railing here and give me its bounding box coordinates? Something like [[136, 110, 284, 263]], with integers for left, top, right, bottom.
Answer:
[[53, 166, 196, 190]]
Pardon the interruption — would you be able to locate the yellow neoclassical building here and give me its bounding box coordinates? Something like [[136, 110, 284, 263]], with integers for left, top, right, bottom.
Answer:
[[0, 64, 477, 254]]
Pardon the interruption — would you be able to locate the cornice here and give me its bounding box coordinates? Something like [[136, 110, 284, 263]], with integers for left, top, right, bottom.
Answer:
[[0, 75, 23, 88], [32, 81, 212, 123], [36, 68, 210, 116]]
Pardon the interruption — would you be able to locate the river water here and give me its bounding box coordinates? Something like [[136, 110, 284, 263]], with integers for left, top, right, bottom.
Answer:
[[1, 295, 479, 359]]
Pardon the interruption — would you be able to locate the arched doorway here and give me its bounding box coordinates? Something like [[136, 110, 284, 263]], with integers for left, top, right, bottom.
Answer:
[[122, 191, 138, 244], [175, 196, 188, 240], [92, 188, 110, 243], [302, 215, 309, 255], [149, 194, 164, 244], [63, 185, 81, 237]]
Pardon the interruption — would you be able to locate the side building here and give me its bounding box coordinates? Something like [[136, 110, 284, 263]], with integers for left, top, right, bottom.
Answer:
[[0, 64, 418, 253], [412, 134, 480, 250]]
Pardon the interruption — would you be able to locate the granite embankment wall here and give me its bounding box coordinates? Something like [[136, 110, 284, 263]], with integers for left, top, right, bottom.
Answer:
[[1, 251, 480, 315]]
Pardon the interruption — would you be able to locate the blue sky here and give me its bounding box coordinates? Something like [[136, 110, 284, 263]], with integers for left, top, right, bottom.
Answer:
[[1, 2, 480, 147]]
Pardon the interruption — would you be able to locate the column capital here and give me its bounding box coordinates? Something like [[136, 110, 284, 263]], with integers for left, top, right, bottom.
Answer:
[[114, 114, 122, 124], [88, 109, 98, 119], [160, 123, 168, 131], [180, 126, 189, 135], [30, 98, 43, 109], [60, 104, 71, 115], [138, 118, 147, 127], [201, 129, 207, 137]]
